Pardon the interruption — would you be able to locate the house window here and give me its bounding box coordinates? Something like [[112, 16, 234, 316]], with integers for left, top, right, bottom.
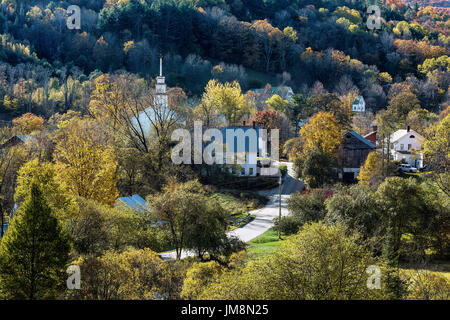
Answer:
[[400, 144, 404, 150], [410, 135, 415, 139], [408, 144, 412, 150], [241, 167, 245, 175], [249, 168, 254, 175]]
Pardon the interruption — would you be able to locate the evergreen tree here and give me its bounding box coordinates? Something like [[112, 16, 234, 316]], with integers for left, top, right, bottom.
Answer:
[[0, 184, 70, 299]]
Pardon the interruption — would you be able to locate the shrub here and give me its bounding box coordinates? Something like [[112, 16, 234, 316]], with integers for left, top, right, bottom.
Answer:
[[279, 165, 288, 176]]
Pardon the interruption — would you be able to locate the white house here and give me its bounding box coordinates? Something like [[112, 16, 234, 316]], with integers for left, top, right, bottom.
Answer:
[[204, 124, 266, 177], [389, 127, 425, 168], [352, 96, 365, 112]]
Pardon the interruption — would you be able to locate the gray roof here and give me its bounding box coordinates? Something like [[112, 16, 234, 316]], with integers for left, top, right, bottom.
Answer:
[[347, 131, 376, 149], [16, 135, 34, 142], [118, 194, 148, 213]]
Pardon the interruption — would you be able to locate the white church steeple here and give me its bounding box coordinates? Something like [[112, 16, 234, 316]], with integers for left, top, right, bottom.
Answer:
[[155, 56, 168, 108]]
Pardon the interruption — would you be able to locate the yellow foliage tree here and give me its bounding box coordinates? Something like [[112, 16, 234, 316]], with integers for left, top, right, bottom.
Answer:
[[15, 159, 79, 222], [199, 79, 250, 125], [71, 249, 172, 299], [53, 117, 118, 206], [181, 261, 226, 300], [357, 152, 382, 185], [300, 112, 342, 157], [12, 113, 44, 135]]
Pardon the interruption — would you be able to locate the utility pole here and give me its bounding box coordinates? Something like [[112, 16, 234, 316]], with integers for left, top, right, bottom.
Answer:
[[278, 172, 282, 240]]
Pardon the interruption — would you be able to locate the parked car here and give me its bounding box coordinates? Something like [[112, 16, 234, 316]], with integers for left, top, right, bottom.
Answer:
[[399, 164, 418, 172]]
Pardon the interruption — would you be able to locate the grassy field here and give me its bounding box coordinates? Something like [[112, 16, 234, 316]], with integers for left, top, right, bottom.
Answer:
[[247, 228, 291, 259], [211, 190, 268, 215]]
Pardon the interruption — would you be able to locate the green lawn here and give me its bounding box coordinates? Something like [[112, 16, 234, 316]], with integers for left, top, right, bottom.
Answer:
[[247, 228, 290, 259]]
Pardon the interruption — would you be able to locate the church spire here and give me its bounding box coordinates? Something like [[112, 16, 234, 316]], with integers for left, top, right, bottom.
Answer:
[[159, 56, 163, 77]]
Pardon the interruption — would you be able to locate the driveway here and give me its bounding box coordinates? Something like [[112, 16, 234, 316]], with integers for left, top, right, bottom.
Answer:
[[159, 162, 304, 261]]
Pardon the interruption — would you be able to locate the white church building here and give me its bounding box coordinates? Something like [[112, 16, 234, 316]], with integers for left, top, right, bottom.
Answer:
[[131, 57, 176, 138]]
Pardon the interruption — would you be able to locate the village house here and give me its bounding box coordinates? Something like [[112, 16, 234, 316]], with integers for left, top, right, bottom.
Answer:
[[116, 194, 167, 227], [389, 127, 425, 169], [116, 194, 148, 214], [0, 134, 34, 150], [338, 131, 376, 182], [363, 125, 377, 147], [249, 85, 294, 101], [352, 96, 366, 112], [204, 121, 266, 177]]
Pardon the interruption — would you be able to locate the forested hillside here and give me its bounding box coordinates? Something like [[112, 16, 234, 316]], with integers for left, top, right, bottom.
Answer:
[[0, 0, 448, 119]]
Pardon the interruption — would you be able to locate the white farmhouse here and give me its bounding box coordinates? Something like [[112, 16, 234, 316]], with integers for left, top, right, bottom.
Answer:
[[389, 127, 425, 169], [352, 96, 365, 112]]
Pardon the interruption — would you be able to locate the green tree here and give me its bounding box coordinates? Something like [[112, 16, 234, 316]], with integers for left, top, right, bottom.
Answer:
[[201, 222, 392, 300], [325, 185, 381, 241], [266, 94, 288, 114], [376, 177, 432, 266], [288, 93, 308, 136], [0, 184, 70, 299], [387, 91, 421, 126], [148, 180, 229, 260], [15, 159, 79, 222], [423, 114, 450, 197], [285, 189, 328, 229], [299, 145, 337, 188], [71, 249, 172, 300]]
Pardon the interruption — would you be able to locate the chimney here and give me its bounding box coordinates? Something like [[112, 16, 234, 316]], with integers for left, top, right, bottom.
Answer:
[[243, 121, 246, 126], [407, 126, 410, 132], [252, 121, 256, 129], [372, 125, 377, 132]]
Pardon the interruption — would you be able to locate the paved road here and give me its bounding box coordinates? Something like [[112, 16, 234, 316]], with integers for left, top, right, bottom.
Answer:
[[159, 162, 304, 261]]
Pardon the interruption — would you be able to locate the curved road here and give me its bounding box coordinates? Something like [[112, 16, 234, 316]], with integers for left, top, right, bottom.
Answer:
[[159, 162, 304, 261]]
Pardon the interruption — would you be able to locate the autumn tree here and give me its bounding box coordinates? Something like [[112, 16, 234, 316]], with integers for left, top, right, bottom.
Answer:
[[12, 112, 44, 135], [266, 94, 288, 114], [181, 261, 226, 300], [358, 152, 382, 186], [0, 184, 70, 299], [53, 117, 119, 206], [387, 91, 421, 126], [0, 142, 29, 238], [423, 114, 450, 197], [71, 249, 173, 300], [252, 109, 283, 130], [252, 19, 282, 72], [14, 159, 79, 222], [89, 73, 186, 154], [200, 222, 393, 300], [198, 80, 250, 125], [307, 93, 352, 129], [300, 111, 342, 157]]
